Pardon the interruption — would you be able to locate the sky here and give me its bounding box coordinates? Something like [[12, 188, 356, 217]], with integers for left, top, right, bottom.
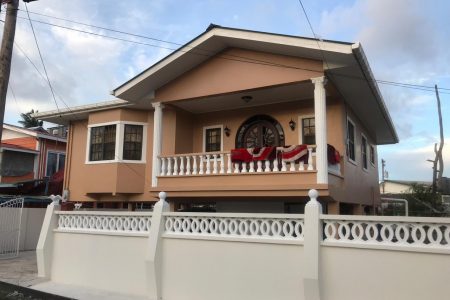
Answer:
[[2, 0, 449, 182]]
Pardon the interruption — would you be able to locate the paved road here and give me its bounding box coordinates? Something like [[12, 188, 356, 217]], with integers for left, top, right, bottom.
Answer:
[[0, 251, 44, 287]]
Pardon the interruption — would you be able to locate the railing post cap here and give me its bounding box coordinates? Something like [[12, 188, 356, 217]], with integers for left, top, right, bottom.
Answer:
[[158, 191, 167, 201], [308, 189, 319, 200]]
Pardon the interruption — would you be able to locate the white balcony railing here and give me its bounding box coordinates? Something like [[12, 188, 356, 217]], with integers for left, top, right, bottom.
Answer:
[[158, 146, 315, 177]]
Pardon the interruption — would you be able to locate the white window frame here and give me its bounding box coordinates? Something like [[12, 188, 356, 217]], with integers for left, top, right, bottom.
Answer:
[[202, 125, 223, 152], [361, 133, 368, 171], [45, 150, 66, 177], [346, 117, 357, 165], [298, 114, 316, 146], [369, 144, 376, 167], [86, 121, 147, 164]]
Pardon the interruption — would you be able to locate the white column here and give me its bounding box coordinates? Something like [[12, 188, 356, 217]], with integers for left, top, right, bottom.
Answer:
[[151, 102, 164, 187], [145, 191, 169, 300], [303, 189, 322, 300], [312, 76, 328, 184]]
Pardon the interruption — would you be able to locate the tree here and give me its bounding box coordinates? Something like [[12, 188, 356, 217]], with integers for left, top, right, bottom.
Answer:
[[18, 109, 43, 128]]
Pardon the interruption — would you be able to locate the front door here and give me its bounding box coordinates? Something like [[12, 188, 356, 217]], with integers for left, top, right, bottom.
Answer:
[[236, 115, 285, 148]]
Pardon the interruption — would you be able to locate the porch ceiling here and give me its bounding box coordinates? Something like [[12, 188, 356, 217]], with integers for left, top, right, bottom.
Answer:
[[172, 82, 313, 114]]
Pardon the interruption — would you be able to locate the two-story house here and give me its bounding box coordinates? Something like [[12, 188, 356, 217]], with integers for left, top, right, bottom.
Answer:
[[35, 25, 398, 214]]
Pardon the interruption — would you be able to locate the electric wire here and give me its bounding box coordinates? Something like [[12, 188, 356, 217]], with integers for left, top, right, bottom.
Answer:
[[23, 3, 60, 112], [1, 10, 449, 94]]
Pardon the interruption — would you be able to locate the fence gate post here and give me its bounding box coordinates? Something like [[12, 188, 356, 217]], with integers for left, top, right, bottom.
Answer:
[[146, 192, 169, 300], [303, 189, 323, 300], [36, 196, 61, 278]]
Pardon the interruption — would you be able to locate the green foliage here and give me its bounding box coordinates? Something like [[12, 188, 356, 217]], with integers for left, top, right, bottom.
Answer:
[[18, 109, 43, 128], [405, 183, 448, 217]]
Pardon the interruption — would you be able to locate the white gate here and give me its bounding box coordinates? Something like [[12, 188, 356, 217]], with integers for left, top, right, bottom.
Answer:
[[0, 198, 24, 259]]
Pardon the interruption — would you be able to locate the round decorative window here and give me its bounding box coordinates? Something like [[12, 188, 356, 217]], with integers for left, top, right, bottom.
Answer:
[[235, 115, 285, 148]]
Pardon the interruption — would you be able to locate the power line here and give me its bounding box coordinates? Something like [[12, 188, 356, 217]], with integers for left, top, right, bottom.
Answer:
[[296, 0, 331, 71], [4, 9, 450, 95], [23, 3, 60, 112], [7, 8, 450, 93]]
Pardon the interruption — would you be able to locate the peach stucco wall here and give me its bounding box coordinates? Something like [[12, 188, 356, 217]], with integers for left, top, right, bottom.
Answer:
[[65, 109, 156, 202], [156, 48, 323, 102], [62, 47, 379, 209]]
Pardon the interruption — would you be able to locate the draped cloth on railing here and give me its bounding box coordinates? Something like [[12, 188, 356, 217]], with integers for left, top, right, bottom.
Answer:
[[231, 144, 341, 165], [230, 146, 309, 164], [230, 147, 276, 163]]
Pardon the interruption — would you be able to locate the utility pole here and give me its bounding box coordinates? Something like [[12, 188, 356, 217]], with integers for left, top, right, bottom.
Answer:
[[0, 0, 19, 143], [435, 85, 444, 192], [381, 159, 386, 194]]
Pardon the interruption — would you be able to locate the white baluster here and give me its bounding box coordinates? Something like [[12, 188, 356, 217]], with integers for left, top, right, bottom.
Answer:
[[179, 156, 185, 175], [281, 160, 287, 172], [206, 154, 211, 174], [192, 156, 198, 175], [256, 161, 263, 172], [249, 161, 255, 173], [307, 147, 314, 170], [166, 157, 172, 176], [199, 155, 204, 175], [299, 161, 305, 171], [272, 159, 279, 172], [264, 160, 271, 172], [234, 163, 240, 173], [172, 157, 178, 175], [290, 162, 296, 171], [227, 153, 232, 174], [160, 157, 166, 176], [220, 154, 225, 174], [185, 156, 191, 175], [213, 154, 218, 174], [241, 162, 248, 173]]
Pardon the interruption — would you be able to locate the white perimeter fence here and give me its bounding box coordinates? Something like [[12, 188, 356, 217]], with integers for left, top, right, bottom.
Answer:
[[36, 191, 450, 300]]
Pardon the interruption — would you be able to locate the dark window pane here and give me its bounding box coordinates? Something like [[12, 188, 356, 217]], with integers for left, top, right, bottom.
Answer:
[[90, 125, 116, 161], [123, 125, 143, 160], [362, 136, 367, 169], [205, 128, 221, 152], [46, 152, 58, 176], [302, 117, 315, 145], [347, 121, 355, 161], [58, 154, 66, 171]]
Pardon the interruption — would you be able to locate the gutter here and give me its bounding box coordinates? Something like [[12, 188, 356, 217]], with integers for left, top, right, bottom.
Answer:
[[351, 43, 399, 144]]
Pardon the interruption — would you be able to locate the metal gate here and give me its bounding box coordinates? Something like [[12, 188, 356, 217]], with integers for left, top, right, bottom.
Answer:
[[0, 198, 24, 259]]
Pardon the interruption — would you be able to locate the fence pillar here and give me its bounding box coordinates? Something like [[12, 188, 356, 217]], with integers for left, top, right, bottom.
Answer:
[[146, 192, 169, 300], [36, 196, 61, 278], [303, 189, 323, 300]]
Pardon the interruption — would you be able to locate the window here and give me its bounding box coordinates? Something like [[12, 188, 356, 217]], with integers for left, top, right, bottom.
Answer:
[[46, 152, 66, 177], [370, 145, 375, 166], [89, 125, 117, 161], [123, 125, 143, 160], [361, 135, 368, 170], [204, 127, 222, 152], [347, 119, 355, 162], [301, 117, 315, 145], [86, 122, 147, 163]]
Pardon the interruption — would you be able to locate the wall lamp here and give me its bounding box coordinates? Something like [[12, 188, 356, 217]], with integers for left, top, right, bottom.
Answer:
[[224, 126, 231, 137], [289, 119, 296, 131]]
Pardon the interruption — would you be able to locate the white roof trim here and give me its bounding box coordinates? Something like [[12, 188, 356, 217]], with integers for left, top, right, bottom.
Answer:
[[113, 27, 354, 98]]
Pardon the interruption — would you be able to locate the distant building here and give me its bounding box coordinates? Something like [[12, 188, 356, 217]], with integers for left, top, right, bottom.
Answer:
[[380, 179, 431, 194], [0, 124, 67, 183]]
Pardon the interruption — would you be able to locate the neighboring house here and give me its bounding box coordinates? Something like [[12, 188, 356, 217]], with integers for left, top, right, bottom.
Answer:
[[380, 179, 431, 195], [35, 25, 398, 214], [0, 124, 67, 183]]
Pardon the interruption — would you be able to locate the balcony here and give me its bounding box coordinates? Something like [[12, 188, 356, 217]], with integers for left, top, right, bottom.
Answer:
[[152, 146, 333, 198], [158, 146, 316, 176]]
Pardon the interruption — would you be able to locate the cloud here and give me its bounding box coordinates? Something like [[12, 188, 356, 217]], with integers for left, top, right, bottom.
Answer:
[[380, 139, 450, 182]]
